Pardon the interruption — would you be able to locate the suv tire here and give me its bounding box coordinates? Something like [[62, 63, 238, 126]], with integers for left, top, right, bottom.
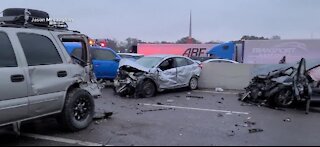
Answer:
[[58, 88, 94, 132]]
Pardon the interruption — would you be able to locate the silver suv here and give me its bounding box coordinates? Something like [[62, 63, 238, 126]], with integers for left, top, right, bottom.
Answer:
[[0, 8, 101, 132]]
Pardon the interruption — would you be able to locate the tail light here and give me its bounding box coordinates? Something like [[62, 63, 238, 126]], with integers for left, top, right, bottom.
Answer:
[[100, 42, 106, 47]]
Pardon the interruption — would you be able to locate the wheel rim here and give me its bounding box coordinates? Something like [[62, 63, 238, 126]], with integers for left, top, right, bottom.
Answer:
[[190, 78, 198, 90], [73, 97, 91, 121], [143, 81, 155, 96], [278, 91, 293, 106]]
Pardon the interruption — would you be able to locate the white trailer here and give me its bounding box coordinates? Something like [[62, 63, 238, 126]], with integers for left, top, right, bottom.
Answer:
[[242, 39, 320, 64]]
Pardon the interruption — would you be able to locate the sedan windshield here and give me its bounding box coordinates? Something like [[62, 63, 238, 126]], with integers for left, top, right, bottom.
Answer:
[[136, 57, 163, 68]]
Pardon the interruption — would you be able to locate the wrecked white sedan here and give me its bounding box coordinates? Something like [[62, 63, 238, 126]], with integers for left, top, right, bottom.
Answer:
[[114, 55, 202, 98]]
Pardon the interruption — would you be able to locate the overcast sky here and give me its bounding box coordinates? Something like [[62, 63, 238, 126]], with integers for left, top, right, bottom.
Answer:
[[1, 0, 320, 42]]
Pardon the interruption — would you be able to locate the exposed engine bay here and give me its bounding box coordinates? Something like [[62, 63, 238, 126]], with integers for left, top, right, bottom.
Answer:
[[114, 65, 154, 97]]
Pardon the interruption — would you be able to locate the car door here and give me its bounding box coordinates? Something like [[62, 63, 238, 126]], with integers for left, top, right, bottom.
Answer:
[[157, 58, 178, 89], [0, 31, 29, 125], [92, 48, 120, 80], [175, 57, 195, 86], [17, 31, 70, 116]]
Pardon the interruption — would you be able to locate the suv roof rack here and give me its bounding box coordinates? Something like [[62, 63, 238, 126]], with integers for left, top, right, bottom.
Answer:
[[0, 8, 69, 31]]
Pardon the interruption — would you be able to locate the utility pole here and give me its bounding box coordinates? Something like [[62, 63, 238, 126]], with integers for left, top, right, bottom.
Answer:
[[187, 10, 193, 44]]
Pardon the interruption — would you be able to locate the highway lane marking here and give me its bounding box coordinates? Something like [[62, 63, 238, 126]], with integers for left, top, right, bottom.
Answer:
[[22, 133, 109, 146], [141, 103, 250, 115], [193, 90, 241, 95]]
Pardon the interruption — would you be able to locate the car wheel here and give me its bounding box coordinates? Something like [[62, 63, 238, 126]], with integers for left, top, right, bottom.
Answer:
[[274, 89, 294, 107], [141, 80, 156, 98], [189, 77, 199, 90], [58, 88, 94, 132]]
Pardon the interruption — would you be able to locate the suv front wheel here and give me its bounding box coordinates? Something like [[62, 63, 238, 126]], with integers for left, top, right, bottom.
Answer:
[[58, 88, 95, 132]]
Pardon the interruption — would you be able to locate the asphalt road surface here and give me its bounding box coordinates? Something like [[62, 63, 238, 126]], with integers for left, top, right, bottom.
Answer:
[[1, 87, 320, 146]]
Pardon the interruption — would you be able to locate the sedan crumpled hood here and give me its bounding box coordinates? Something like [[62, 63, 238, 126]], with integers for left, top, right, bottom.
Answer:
[[119, 58, 150, 72]]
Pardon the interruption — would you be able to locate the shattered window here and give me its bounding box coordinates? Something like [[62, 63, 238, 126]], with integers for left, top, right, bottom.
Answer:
[[159, 58, 176, 71], [136, 57, 163, 68], [0, 32, 17, 67], [175, 57, 189, 67], [18, 33, 63, 66]]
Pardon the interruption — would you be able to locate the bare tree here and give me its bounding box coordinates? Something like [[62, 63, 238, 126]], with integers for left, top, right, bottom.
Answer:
[[176, 36, 202, 44], [271, 35, 281, 40]]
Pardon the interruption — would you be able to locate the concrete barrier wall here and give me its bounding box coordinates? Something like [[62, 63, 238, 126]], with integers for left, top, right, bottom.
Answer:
[[198, 63, 262, 90], [198, 63, 292, 90]]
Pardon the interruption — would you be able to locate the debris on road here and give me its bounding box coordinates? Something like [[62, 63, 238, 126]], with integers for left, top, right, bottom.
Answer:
[[215, 88, 224, 92], [249, 128, 264, 134], [186, 95, 204, 99], [116, 133, 128, 136], [227, 130, 235, 137], [244, 121, 256, 127], [175, 95, 181, 98], [167, 99, 174, 103], [93, 111, 113, 125], [93, 112, 113, 120], [157, 102, 164, 105], [217, 113, 224, 117], [221, 97, 225, 101], [235, 120, 256, 128], [111, 131, 129, 136], [283, 118, 292, 122], [241, 103, 253, 107], [217, 101, 223, 104]]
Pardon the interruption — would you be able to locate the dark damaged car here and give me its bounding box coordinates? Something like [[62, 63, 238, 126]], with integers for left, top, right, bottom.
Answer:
[[241, 58, 320, 113], [114, 55, 202, 98]]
